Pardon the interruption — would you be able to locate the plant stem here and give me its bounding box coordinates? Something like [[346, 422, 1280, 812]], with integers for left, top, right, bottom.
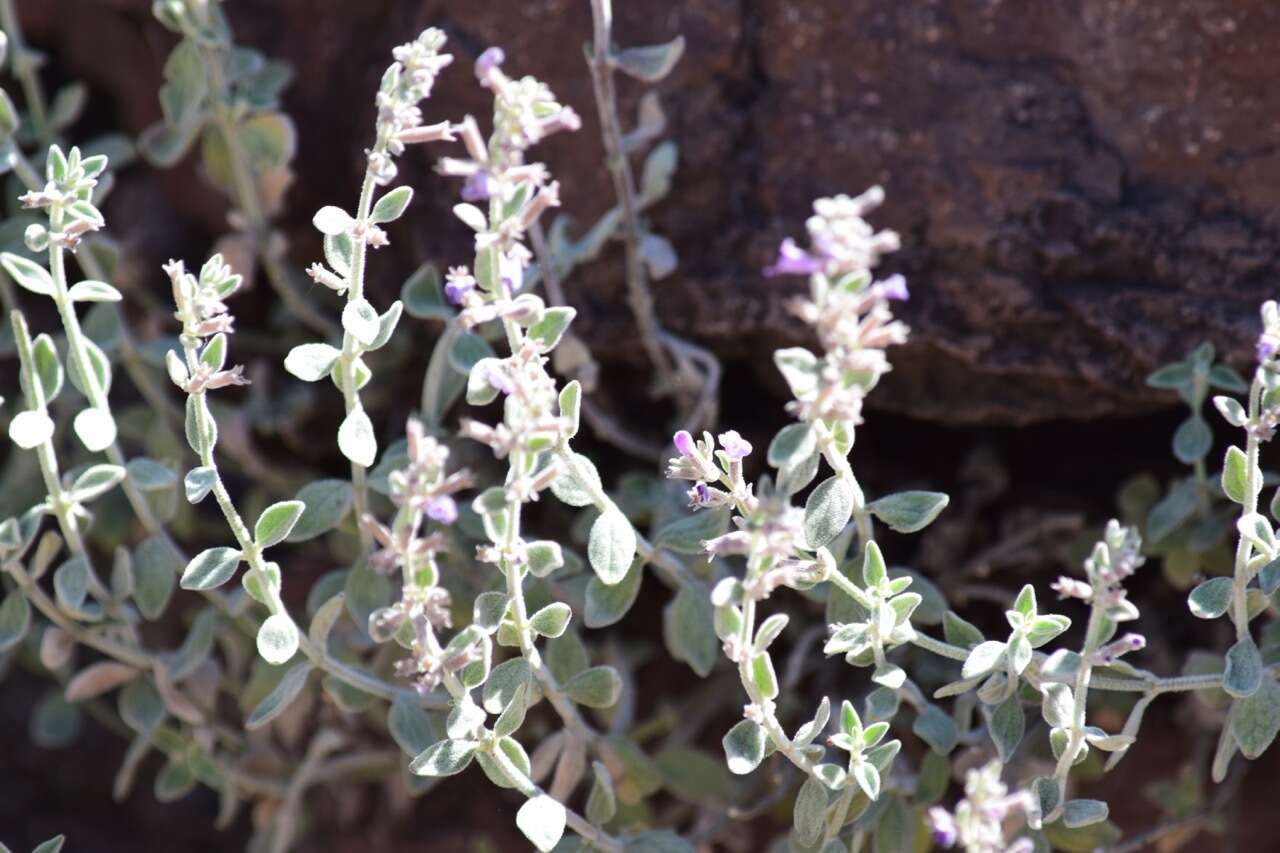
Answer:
[[339, 171, 378, 555], [179, 334, 443, 709], [585, 0, 679, 394], [0, 0, 49, 146], [1231, 378, 1264, 639]]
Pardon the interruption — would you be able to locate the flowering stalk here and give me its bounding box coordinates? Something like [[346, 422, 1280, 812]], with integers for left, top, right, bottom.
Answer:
[[287, 29, 454, 553], [166, 256, 441, 709]]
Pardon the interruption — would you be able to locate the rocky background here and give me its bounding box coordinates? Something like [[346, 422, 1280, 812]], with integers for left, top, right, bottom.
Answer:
[[27, 0, 1280, 425], [7, 0, 1280, 849]]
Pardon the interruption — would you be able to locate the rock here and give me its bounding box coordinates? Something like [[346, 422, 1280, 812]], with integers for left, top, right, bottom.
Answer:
[[21, 0, 1278, 423]]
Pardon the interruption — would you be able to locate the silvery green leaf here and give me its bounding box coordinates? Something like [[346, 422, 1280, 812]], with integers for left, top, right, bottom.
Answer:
[[180, 546, 241, 591], [1025, 614, 1070, 648], [30, 333, 63, 402], [1215, 395, 1248, 427], [530, 602, 572, 638], [466, 356, 503, 405], [342, 298, 380, 347], [0, 252, 54, 295], [133, 535, 178, 620], [284, 342, 340, 381], [246, 662, 312, 729], [516, 794, 566, 853], [73, 406, 117, 452], [1231, 677, 1280, 759], [254, 500, 305, 548], [476, 735, 531, 790], [400, 264, 450, 319], [312, 205, 352, 235], [66, 335, 112, 397], [153, 758, 196, 803], [70, 464, 126, 502], [370, 185, 413, 223], [987, 695, 1025, 761], [0, 588, 30, 652], [655, 507, 728, 554], [31, 836, 66, 853], [286, 479, 352, 542], [1013, 584, 1037, 617], [588, 509, 636, 585], [8, 409, 53, 450], [388, 695, 439, 757], [872, 662, 906, 689], [803, 473, 855, 548], [1008, 635, 1033, 675], [812, 763, 846, 789], [564, 665, 622, 708], [754, 613, 790, 653], [795, 697, 832, 746], [558, 380, 582, 439], [53, 557, 89, 612], [527, 306, 575, 352], [183, 466, 216, 503], [585, 558, 642, 627], [1062, 799, 1108, 829], [367, 300, 403, 350], [526, 540, 564, 578], [118, 679, 166, 734], [473, 591, 510, 634], [256, 614, 299, 665], [963, 641, 1006, 679], [1146, 478, 1199, 542], [448, 331, 494, 374], [750, 651, 779, 700], [792, 775, 829, 846], [0, 87, 15, 136], [722, 718, 766, 774], [453, 203, 488, 232], [1173, 415, 1213, 463], [1040, 683, 1074, 728], [483, 657, 532, 715], [767, 423, 816, 468], [664, 585, 717, 677], [612, 35, 685, 82], [912, 704, 958, 755], [1224, 636, 1264, 698], [1188, 576, 1233, 619], [1040, 648, 1081, 683], [126, 457, 177, 491], [586, 760, 617, 825], [337, 406, 376, 467], [65, 661, 139, 702], [1223, 446, 1252, 504], [67, 279, 122, 303], [852, 762, 881, 800], [551, 451, 601, 507], [862, 540, 888, 587], [942, 611, 984, 649], [1238, 512, 1276, 556], [640, 232, 677, 279], [866, 491, 950, 534], [242, 561, 281, 606], [307, 592, 345, 650], [641, 141, 678, 201], [774, 347, 820, 399]]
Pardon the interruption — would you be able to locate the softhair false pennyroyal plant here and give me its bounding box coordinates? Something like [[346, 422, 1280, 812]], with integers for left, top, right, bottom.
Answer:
[[1, 3, 1279, 852]]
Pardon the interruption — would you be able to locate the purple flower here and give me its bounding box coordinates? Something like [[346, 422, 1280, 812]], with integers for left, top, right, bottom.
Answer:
[[673, 430, 696, 457], [1258, 336, 1277, 363], [694, 483, 711, 506], [718, 430, 752, 460], [763, 238, 823, 278], [879, 273, 909, 302], [461, 172, 494, 202], [426, 495, 458, 525], [475, 47, 505, 82], [444, 267, 475, 305], [927, 807, 957, 848], [499, 250, 524, 292]]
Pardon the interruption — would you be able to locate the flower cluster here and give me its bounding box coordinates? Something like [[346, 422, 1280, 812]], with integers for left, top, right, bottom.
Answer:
[[1051, 519, 1145, 632], [164, 255, 251, 393], [19, 145, 107, 250], [928, 761, 1034, 853], [768, 189, 909, 428], [368, 27, 455, 184]]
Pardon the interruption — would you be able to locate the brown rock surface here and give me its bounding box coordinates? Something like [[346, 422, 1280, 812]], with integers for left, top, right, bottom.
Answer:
[[21, 0, 1280, 423]]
